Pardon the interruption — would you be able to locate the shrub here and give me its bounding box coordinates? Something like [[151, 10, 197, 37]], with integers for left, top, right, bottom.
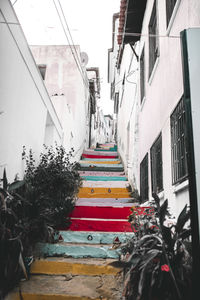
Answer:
[[121, 194, 192, 300]]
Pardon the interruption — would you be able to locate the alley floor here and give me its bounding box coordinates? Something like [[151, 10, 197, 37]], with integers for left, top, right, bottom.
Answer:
[[6, 143, 136, 300]]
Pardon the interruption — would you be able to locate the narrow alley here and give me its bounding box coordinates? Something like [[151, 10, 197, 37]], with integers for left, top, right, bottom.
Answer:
[[7, 143, 136, 299]]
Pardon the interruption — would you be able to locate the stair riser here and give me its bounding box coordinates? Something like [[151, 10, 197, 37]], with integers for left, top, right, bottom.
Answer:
[[59, 231, 134, 244], [79, 171, 126, 177], [81, 176, 127, 181], [35, 243, 121, 259], [66, 219, 133, 232], [70, 206, 132, 219]]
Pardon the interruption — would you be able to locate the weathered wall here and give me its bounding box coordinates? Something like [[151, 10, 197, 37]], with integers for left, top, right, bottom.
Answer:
[[31, 45, 89, 161], [0, 0, 62, 182]]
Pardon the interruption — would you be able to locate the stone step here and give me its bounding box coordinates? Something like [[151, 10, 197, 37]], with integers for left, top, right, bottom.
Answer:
[[78, 187, 130, 198], [30, 258, 121, 276], [70, 205, 132, 219], [83, 150, 118, 156], [67, 219, 133, 232], [34, 242, 121, 259], [81, 181, 129, 188], [75, 198, 135, 206], [59, 231, 133, 244], [82, 153, 118, 159], [79, 166, 124, 172], [81, 176, 127, 181], [6, 273, 123, 300], [80, 160, 121, 164], [79, 171, 126, 177], [82, 158, 119, 161]]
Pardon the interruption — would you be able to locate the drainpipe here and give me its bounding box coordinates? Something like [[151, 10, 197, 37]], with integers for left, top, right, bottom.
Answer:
[[181, 29, 200, 299]]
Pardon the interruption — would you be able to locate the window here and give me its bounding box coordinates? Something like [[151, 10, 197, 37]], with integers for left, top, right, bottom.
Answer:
[[38, 64, 47, 80], [114, 92, 119, 114], [171, 97, 188, 184], [166, 0, 177, 28], [151, 134, 163, 193], [140, 153, 149, 202], [148, 0, 159, 77], [140, 47, 145, 103]]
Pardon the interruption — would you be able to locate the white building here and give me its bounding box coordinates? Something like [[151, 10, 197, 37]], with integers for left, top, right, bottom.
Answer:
[[108, 0, 200, 217], [31, 45, 90, 160], [0, 0, 62, 182]]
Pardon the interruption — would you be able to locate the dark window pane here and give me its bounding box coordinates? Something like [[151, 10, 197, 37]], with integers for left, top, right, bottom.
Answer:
[[171, 96, 188, 184], [151, 134, 163, 193], [166, 0, 177, 27], [38, 64, 47, 80], [140, 47, 145, 103], [140, 153, 149, 201], [149, 0, 159, 77]]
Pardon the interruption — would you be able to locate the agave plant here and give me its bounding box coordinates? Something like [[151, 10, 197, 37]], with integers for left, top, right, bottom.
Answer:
[[121, 194, 192, 300]]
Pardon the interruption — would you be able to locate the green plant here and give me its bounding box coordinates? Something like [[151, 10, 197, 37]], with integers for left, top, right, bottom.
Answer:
[[0, 145, 81, 297], [121, 194, 192, 300], [22, 144, 81, 229]]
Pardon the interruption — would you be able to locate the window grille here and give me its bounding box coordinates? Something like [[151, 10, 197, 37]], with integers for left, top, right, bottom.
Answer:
[[151, 134, 163, 193], [166, 0, 177, 27], [171, 97, 188, 184], [140, 153, 149, 202], [140, 47, 145, 103], [149, 0, 159, 77]]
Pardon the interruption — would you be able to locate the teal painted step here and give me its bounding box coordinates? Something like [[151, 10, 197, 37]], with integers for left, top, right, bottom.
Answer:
[[35, 242, 121, 259], [79, 166, 124, 172], [59, 231, 133, 244], [94, 148, 117, 152], [81, 176, 127, 181], [82, 158, 119, 161]]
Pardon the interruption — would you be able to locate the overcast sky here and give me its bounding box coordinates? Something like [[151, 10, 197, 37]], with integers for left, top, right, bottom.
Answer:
[[12, 0, 120, 114]]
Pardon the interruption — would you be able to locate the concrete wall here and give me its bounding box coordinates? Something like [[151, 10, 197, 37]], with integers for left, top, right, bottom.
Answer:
[[138, 0, 200, 216], [109, 0, 200, 217], [31, 45, 90, 161], [0, 0, 62, 182]]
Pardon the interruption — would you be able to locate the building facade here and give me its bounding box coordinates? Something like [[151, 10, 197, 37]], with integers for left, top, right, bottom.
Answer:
[[108, 0, 200, 217]]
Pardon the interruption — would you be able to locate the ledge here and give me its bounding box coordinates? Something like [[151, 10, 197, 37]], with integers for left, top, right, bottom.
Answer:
[[173, 179, 189, 194]]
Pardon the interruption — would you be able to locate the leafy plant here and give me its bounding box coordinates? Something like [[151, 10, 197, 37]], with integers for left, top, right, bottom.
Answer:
[[121, 194, 192, 300], [0, 145, 81, 297]]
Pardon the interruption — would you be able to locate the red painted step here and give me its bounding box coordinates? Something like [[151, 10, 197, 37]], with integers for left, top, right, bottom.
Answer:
[[69, 206, 132, 219], [82, 154, 118, 159], [67, 219, 133, 232]]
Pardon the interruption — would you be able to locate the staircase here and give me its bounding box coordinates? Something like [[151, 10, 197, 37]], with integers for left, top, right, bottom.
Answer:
[[7, 144, 136, 300]]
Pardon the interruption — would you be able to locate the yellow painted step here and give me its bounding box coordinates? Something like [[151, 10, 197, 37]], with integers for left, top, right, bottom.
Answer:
[[80, 160, 121, 164], [7, 294, 106, 300], [78, 187, 130, 198], [31, 259, 121, 276]]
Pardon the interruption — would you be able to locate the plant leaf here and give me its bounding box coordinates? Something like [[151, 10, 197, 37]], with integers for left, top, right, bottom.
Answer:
[[176, 204, 190, 234], [159, 199, 168, 226], [3, 168, 8, 190], [8, 180, 25, 192], [152, 193, 160, 210], [162, 225, 174, 251]]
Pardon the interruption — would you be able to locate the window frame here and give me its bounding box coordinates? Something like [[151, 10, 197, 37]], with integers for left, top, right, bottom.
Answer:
[[166, 0, 178, 28], [140, 46, 145, 103], [148, 0, 159, 78], [150, 133, 163, 194], [140, 153, 149, 202], [37, 64, 47, 80], [170, 96, 188, 185]]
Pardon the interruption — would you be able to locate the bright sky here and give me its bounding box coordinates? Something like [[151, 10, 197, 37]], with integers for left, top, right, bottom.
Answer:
[[12, 0, 120, 114]]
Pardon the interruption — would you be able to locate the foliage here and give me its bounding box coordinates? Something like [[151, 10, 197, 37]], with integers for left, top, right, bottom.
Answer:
[[121, 194, 192, 300], [0, 145, 81, 297]]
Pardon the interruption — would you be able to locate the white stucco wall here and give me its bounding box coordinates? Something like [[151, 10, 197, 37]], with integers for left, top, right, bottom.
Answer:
[[0, 0, 62, 182], [30, 45, 89, 161], [109, 0, 200, 217], [137, 0, 200, 216]]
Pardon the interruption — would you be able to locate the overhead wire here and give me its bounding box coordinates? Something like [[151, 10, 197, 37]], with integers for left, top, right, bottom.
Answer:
[[57, 0, 86, 80], [52, 0, 89, 89]]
